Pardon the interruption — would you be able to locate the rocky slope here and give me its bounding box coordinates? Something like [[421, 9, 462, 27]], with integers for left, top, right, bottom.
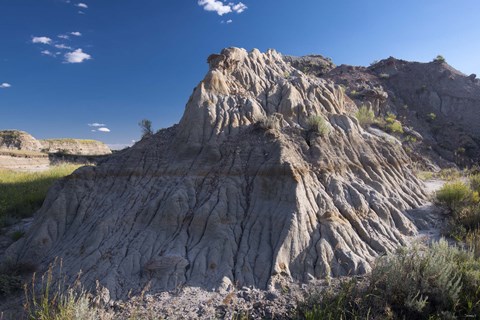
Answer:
[[0, 130, 43, 151], [7, 48, 427, 300], [40, 139, 112, 156], [291, 56, 480, 168]]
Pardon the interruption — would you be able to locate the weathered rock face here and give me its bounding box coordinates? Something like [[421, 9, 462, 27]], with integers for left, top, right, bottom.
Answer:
[[0, 130, 43, 151], [320, 57, 480, 166], [40, 139, 112, 156], [8, 48, 427, 299]]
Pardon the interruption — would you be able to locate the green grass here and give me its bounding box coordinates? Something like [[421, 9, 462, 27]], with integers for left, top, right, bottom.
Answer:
[[41, 139, 100, 145], [0, 164, 82, 225]]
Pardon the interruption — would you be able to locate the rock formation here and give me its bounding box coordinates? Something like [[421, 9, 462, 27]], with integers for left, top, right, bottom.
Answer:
[[0, 130, 43, 152], [312, 57, 480, 167], [8, 48, 427, 299], [40, 139, 112, 156]]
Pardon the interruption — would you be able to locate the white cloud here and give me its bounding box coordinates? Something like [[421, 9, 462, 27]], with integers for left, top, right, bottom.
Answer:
[[55, 44, 73, 50], [41, 50, 55, 57], [32, 36, 52, 44], [198, 0, 232, 15], [88, 123, 106, 127], [58, 34, 70, 40], [232, 2, 247, 13], [76, 3, 88, 8], [64, 49, 92, 63], [78, 11, 85, 15], [226, 19, 233, 23], [0, 83, 11, 89], [71, 31, 82, 37], [98, 127, 111, 133]]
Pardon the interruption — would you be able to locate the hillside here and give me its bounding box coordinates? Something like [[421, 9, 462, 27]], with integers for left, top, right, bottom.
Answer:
[[288, 55, 480, 168], [7, 48, 428, 300]]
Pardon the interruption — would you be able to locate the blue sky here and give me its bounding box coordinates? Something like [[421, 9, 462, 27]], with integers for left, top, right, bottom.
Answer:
[[1, 0, 480, 148]]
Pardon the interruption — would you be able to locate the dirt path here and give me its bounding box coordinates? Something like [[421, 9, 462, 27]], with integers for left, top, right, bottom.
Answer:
[[406, 178, 447, 244]]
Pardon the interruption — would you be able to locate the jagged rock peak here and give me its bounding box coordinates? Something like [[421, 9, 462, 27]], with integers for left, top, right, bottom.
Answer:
[[177, 47, 347, 146], [8, 48, 427, 299]]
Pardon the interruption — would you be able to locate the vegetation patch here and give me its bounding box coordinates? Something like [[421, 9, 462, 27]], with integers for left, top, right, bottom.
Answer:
[[41, 139, 100, 145], [307, 115, 330, 136], [355, 105, 375, 128], [0, 164, 82, 225], [299, 240, 480, 319]]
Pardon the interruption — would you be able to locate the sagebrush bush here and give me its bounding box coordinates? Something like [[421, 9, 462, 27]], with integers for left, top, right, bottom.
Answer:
[[355, 105, 375, 128], [257, 113, 283, 131], [370, 241, 462, 316], [307, 115, 330, 136], [470, 174, 480, 193], [299, 240, 480, 319], [436, 181, 477, 213]]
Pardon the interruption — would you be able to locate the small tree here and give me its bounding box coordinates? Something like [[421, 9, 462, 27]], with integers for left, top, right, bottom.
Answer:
[[434, 55, 446, 63], [138, 119, 153, 137]]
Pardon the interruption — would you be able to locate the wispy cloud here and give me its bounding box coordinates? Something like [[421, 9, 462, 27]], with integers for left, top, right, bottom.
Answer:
[[0, 83, 11, 89], [64, 49, 92, 63], [70, 31, 82, 37], [198, 0, 247, 16], [58, 34, 70, 40], [97, 127, 111, 133], [76, 3, 88, 8], [41, 50, 55, 57], [221, 19, 233, 24], [232, 2, 247, 13], [88, 123, 106, 127], [55, 44, 73, 50], [32, 36, 52, 44]]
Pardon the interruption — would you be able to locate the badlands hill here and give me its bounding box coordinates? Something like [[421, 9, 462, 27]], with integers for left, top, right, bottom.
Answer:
[[0, 130, 111, 156], [6, 48, 436, 300], [0, 130, 111, 170], [288, 55, 480, 167]]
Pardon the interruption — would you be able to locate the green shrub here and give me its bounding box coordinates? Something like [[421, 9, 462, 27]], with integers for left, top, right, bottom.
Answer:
[[24, 260, 113, 320], [355, 105, 375, 128], [378, 112, 404, 134], [257, 113, 283, 131], [307, 115, 330, 137], [379, 73, 390, 79], [427, 112, 437, 122], [300, 279, 368, 320], [299, 240, 480, 318], [434, 55, 446, 63], [436, 181, 478, 214], [370, 241, 462, 316], [470, 174, 480, 194]]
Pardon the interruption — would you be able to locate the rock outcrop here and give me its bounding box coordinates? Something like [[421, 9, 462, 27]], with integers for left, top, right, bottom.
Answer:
[[8, 48, 427, 299], [317, 57, 480, 167], [0, 130, 43, 151], [40, 139, 112, 156]]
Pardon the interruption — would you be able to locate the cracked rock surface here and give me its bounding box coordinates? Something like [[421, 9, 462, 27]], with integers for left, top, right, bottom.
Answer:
[[6, 48, 427, 299]]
